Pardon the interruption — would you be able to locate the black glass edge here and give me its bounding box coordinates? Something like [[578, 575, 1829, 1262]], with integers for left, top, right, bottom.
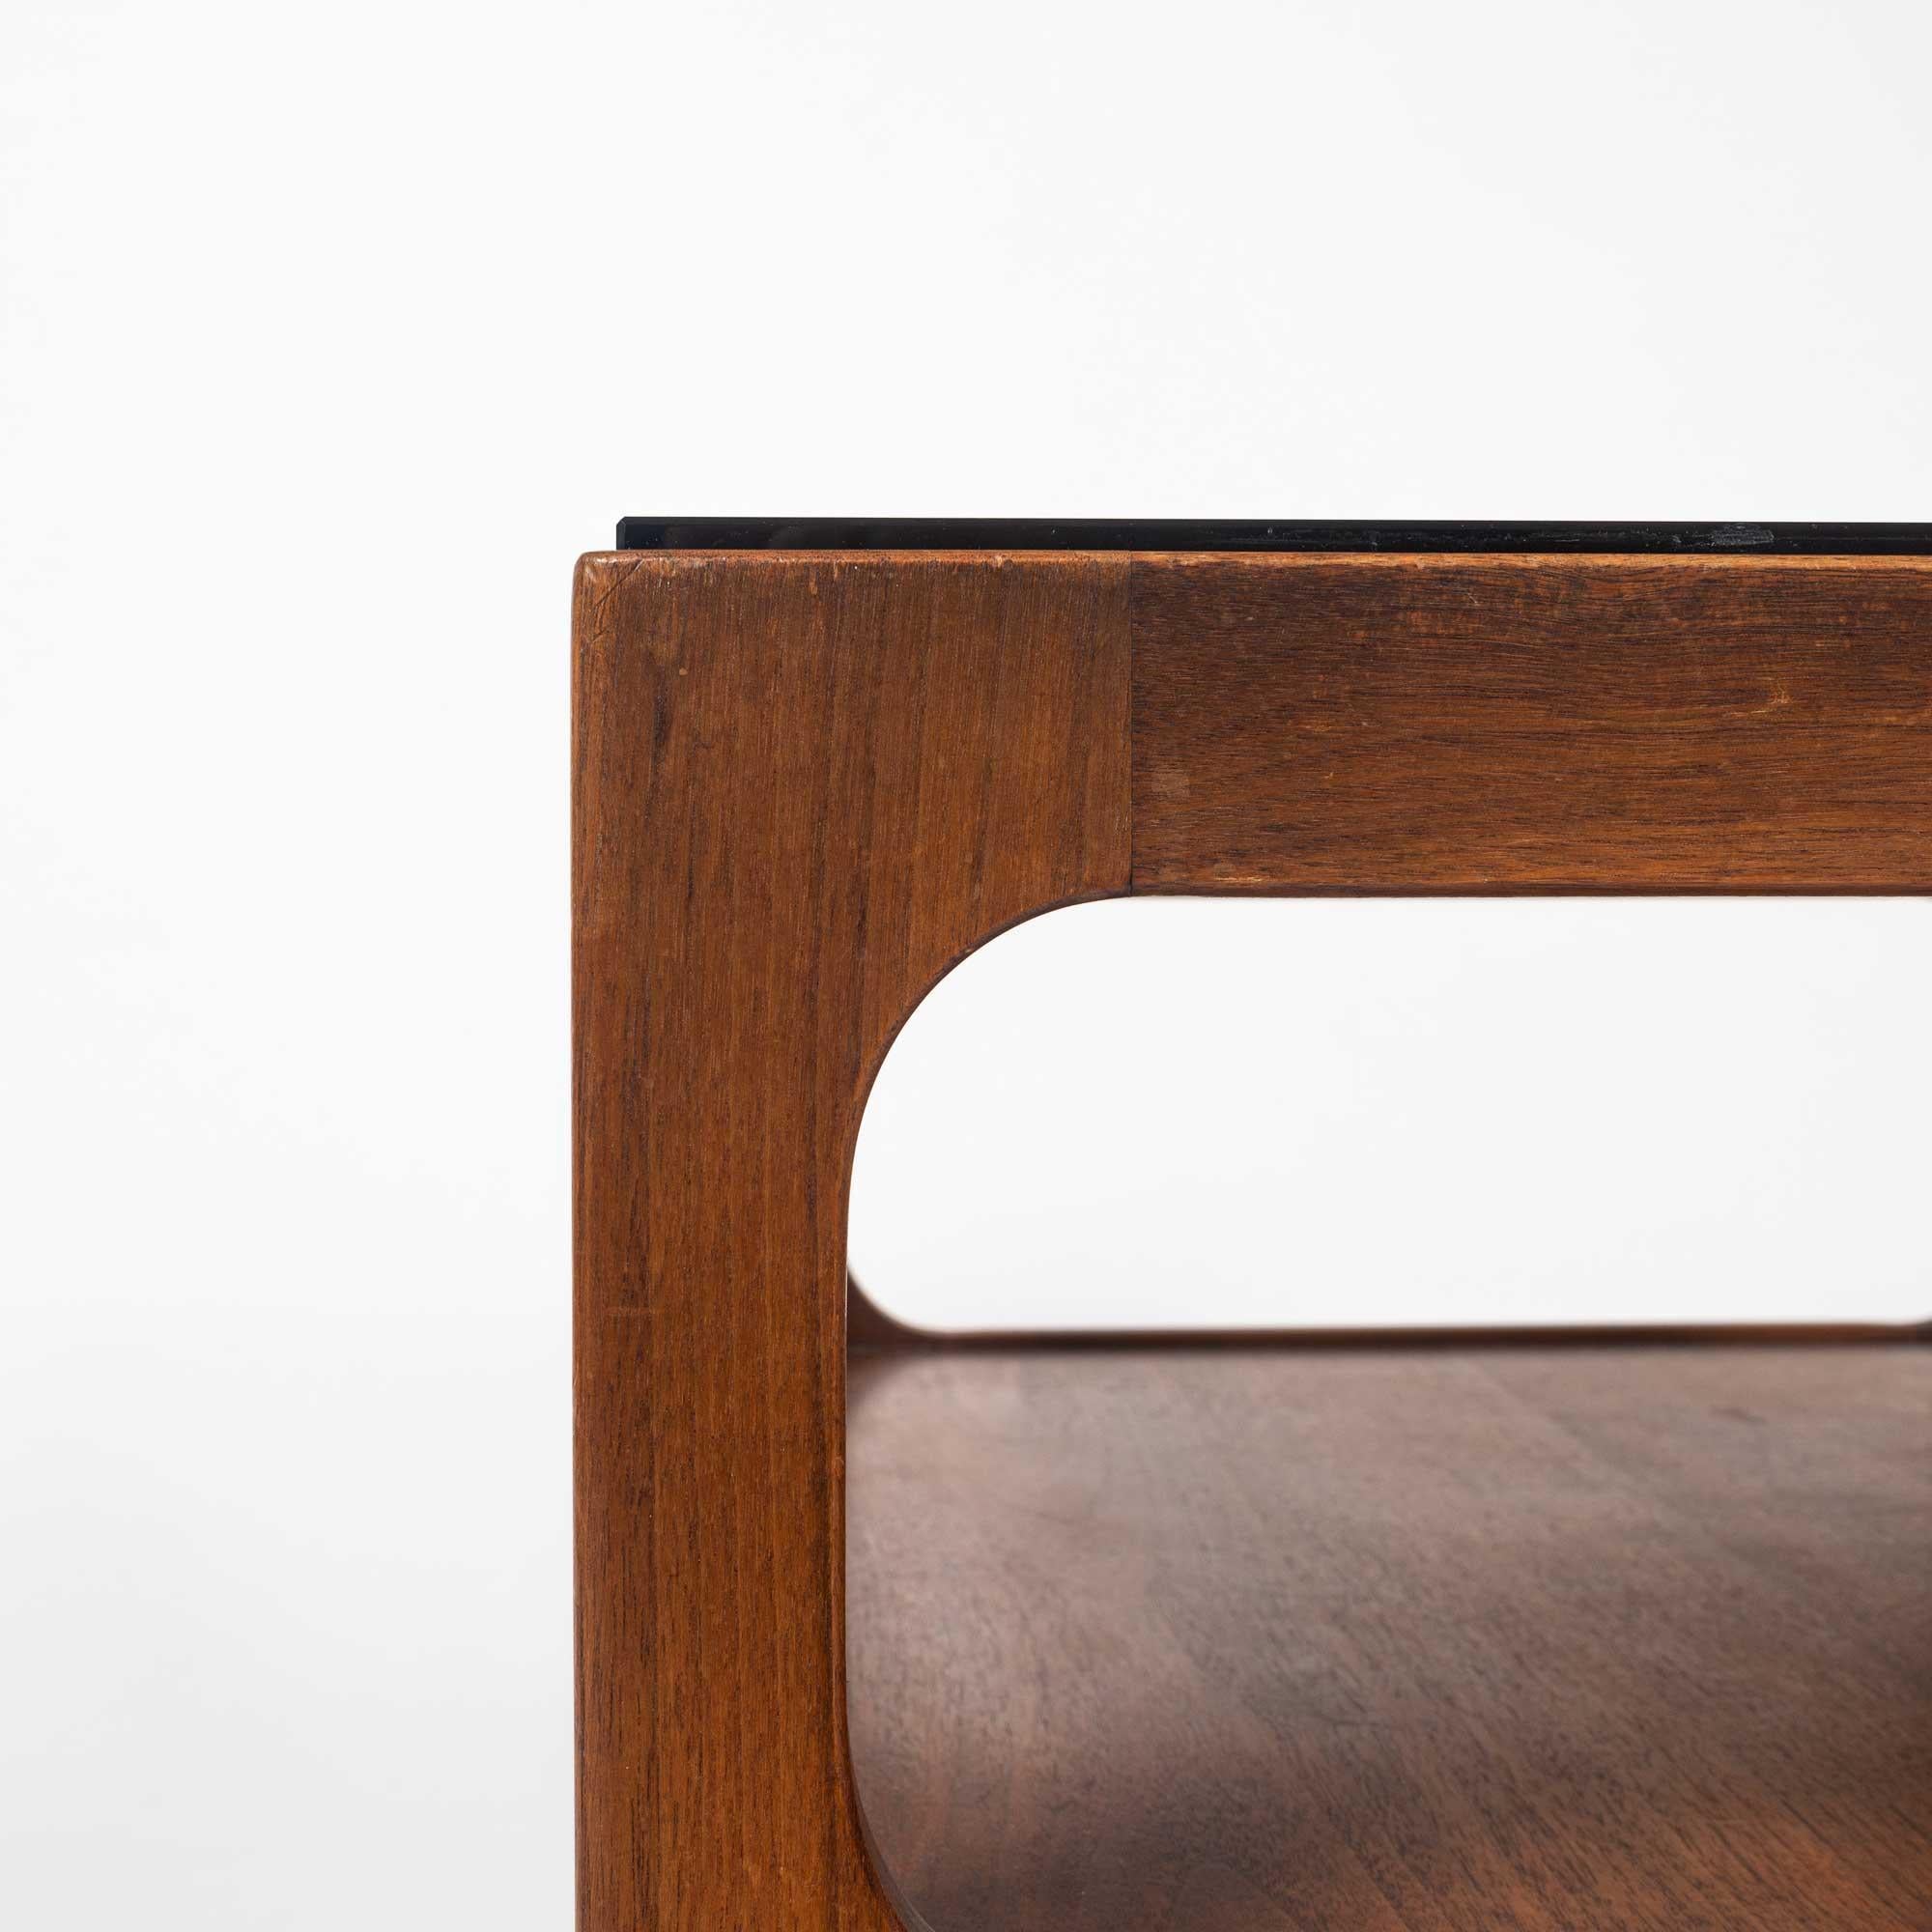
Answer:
[[617, 518, 1932, 555]]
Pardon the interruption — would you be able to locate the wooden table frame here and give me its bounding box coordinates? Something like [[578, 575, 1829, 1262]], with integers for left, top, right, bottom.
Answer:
[[572, 535, 1932, 1930]]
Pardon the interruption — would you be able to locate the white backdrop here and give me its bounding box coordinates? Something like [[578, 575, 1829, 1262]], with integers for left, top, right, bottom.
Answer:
[[4, 1, 1928, 1924], [852, 898, 1932, 1331]]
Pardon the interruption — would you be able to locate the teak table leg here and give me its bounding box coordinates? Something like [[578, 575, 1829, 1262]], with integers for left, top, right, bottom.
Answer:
[[572, 553, 1132, 1929]]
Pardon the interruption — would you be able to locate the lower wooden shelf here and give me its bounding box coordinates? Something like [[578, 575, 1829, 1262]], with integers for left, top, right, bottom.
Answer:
[[847, 1339, 1930, 1931]]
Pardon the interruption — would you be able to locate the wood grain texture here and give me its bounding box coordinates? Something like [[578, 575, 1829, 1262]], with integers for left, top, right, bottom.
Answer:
[[1131, 554, 1932, 892], [579, 546, 1932, 1928], [849, 1343, 1932, 1931], [573, 552, 1130, 1930]]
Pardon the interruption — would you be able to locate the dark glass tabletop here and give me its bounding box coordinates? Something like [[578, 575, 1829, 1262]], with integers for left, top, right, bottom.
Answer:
[[617, 518, 1932, 554]]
